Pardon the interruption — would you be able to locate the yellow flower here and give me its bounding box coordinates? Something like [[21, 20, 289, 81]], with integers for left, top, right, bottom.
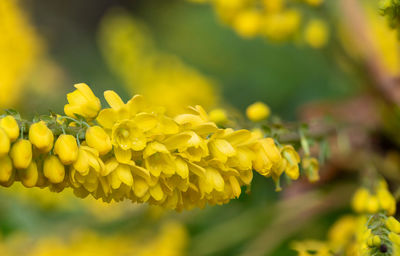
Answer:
[[144, 141, 176, 177], [386, 216, 400, 234], [281, 145, 300, 180], [85, 126, 112, 155], [0, 127, 10, 157], [54, 134, 79, 165], [377, 185, 396, 215], [29, 121, 54, 153], [246, 102, 270, 122], [0, 115, 19, 141], [43, 155, 65, 184], [0, 155, 13, 183], [253, 138, 281, 176], [352, 188, 370, 213], [304, 0, 323, 7], [304, 19, 329, 48], [302, 157, 320, 182], [208, 108, 228, 125], [64, 83, 101, 120], [10, 139, 32, 169], [17, 161, 38, 188], [233, 10, 262, 38], [112, 120, 146, 151]]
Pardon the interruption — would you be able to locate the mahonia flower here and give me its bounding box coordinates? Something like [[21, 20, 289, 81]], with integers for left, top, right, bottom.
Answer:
[[0, 83, 305, 211], [246, 102, 270, 122]]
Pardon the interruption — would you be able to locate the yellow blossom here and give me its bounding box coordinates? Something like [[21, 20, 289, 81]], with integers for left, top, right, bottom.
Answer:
[[233, 10, 262, 38], [17, 161, 38, 188], [64, 83, 101, 120], [387, 217, 400, 233], [246, 102, 270, 122], [43, 155, 65, 184], [0, 155, 13, 183], [85, 126, 112, 155], [0, 127, 10, 157], [0, 115, 19, 141], [208, 108, 228, 125], [29, 121, 54, 153], [304, 19, 329, 48], [302, 157, 320, 182], [10, 139, 32, 169], [54, 134, 79, 165]]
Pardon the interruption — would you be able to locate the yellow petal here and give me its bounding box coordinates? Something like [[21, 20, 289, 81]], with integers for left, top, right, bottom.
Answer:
[[104, 90, 125, 110]]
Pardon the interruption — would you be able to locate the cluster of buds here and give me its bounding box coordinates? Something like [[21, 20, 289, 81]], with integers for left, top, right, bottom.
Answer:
[[352, 180, 396, 216], [0, 83, 305, 210], [188, 0, 328, 48]]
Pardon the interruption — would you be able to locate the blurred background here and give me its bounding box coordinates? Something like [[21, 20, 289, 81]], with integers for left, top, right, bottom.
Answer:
[[0, 0, 393, 255]]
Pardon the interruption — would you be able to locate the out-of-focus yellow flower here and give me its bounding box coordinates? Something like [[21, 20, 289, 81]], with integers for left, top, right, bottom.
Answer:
[[64, 83, 101, 120], [0, 116, 20, 142], [98, 11, 219, 115], [209, 108, 228, 125], [29, 121, 54, 153], [17, 161, 38, 188], [54, 134, 79, 165], [0, 0, 42, 108], [85, 126, 112, 155], [0, 155, 13, 184], [281, 145, 300, 180], [387, 216, 400, 234], [304, 19, 329, 48], [10, 139, 32, 169], [302, 156, 320, 182], [246, 102, 270, 122], [0, 127, 10, 157], [43, 155, 65, 184], [233, 10, 262, 38], [304, 0, 323, 7]]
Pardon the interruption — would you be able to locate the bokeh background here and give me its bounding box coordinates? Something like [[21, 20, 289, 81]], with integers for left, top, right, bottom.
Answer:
[[0, 0, 389, 255]]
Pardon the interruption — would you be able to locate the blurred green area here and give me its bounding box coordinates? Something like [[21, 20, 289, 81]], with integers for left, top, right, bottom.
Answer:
[[1, 0, 360, 255]]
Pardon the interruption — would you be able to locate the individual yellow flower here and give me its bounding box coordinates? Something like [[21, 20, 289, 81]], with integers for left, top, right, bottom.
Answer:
[[112, 120, 147, 151], [233, 10, 262, 38], [208, 108, 228, 125], [10, 139, 32, 169], [85, 126, 112, 155], [302, 156, 320, 182], [304, 19, 329, 48], [253, 138, 281, 176], [281, 145, 300, 180], [54, 134, 79, 165], [0, 115, 20, 141], [29, 121, 54, 153], [352, 187, 370, 213], [0, 127, 10, 157], [387, 216, 400, 234], [17, 161, 39, 188], [43, 155, 65, 184], [64, 83, 101, 120], [0, 155, 13, 183], [246, 102, 270, 122]]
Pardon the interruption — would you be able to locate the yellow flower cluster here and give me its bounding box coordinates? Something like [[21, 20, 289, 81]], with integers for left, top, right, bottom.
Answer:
[[0, 222, 187, 256], [0, 0, 42, 108], [293, 184, 400, 256], [0, 83, 303, 210], [98, 10, 219, 115], [352, 180, 396, 216], [188, 0, 329, 48]]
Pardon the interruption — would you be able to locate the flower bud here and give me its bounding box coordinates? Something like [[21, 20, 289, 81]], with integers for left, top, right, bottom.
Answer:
[[64, 83, 101, 120], [54, 134, 78, 165], [209, 109, 228, 125], [10, 139, 32, 169], [0, 115, 19, 141], [29, 121, 54, 153], [0, 127, 10, 157], [386, 216, 400, 233], [0, 155, 13, 183], [18, 161, 38, 187], [43, 155, 65, 183], [246, 102, 270, 122], [352, 188, 369, 213], [85, 126, 112, 155]]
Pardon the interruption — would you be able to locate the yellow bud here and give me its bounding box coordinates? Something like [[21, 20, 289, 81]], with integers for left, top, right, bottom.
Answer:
[[85, 126, 112, 155], [10, 139, 32, 169], [209, 109, 228, 125], [0, 127, 10, 157], [0, 116, 19, 141], [17, 161, 38, 188], [367, 195, 380, 213], [64, 83, 101, 120], [54, 134, 78, 165], [29, 121, 54, 153], [373, 235, 381, 247], [246, 102, 270, 122], [302, 157, 320, 182], [43, 155, 65, 183], [0, 156, 13, 183], [389, 232, 400, 246], [233, 10, 262, 38], [386, 216, 400, 233], [304, 19, 329, 49], [352, 188, 370, 213], [378, 187, 396, 215]]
